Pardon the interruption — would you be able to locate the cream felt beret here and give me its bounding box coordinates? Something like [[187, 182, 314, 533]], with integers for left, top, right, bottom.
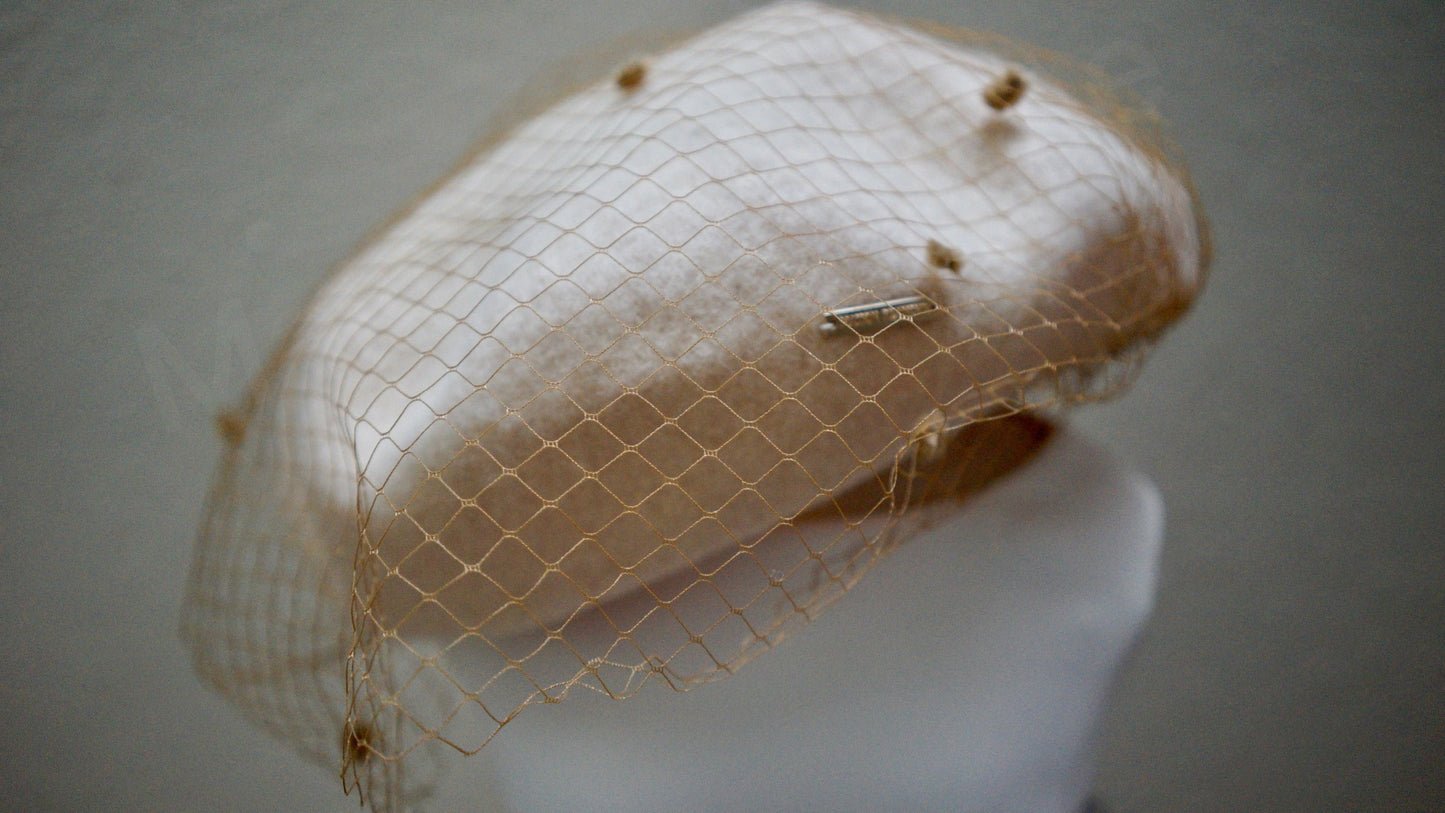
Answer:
[[183, 3, 1206, 807]]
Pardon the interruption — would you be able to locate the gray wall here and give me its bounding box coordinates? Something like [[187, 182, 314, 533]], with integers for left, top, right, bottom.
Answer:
[[1, 1, 1439, 810]]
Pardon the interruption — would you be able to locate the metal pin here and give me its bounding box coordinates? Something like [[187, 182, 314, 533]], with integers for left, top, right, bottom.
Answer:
[[819, 294, 938, 336]]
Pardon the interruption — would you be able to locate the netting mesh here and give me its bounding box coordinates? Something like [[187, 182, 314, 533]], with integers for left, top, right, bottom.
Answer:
[[180, 2, 1207, 808]]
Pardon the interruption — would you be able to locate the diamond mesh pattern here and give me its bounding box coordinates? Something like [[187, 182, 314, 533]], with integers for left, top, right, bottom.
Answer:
[[181, 2, 1207, 808]]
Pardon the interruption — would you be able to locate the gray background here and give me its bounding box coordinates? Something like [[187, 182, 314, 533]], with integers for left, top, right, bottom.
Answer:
[[1, 1, 1440, 810]]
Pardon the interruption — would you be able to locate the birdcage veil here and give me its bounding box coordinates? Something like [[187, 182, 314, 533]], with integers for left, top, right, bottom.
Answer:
[[181, 2, 1207, 808]]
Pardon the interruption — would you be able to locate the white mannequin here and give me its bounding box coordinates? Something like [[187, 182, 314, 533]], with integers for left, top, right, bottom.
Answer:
[[458, 427, 1162, 813]]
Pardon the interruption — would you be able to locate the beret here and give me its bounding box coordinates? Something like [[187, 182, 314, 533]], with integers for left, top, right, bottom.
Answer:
[[182, 2, 1207, 806]]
